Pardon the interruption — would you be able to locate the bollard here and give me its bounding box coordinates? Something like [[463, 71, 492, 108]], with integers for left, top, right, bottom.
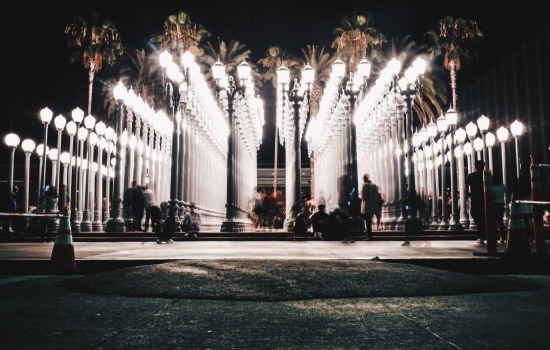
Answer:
[[505, 197, 531, 255], [50, 206, 76, 274], [530, 155, 547, 256], [483, 170, 497, 253]]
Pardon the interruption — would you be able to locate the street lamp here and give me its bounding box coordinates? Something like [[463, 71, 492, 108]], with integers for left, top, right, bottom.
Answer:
[[104, 127, 115, 224], [4, 133, 20, 192], [80, 114, 96, 232], [426, 120, 439, 229], [35, 143, 49, 204], [159, 50, 194, 236], [39, 107, 53, 200], [510, 119, 524, 190], [340, 57, 372, 230], [93, 121, 106, 231], [477, 114, 490, 170], [105, 80, 127, 233], [53, 114, 66, 191], [454, 127, 469, 228], [21, 139, 35, 213], [496, 126, 509, 227], [397, 57, 426, 230], [213, 58, 254, 232], [445, 108, 462, 230], [277, 62, 315, 227], [436, 114, 449, 230], [59, 151, 71, 208], [70, 107, 84, 231], [47, 148, 59, 192]]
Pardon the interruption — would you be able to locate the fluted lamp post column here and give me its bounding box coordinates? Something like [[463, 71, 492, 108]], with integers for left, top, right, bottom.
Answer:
[[53, 114, 66, 191], [212, 58, 252, 232], [277, 63, 315, 228], [70, 107, 84, 232], [4, 133, 20, 193], [397, 57, 426, 230], [454, 127, 469, 228], [445, 108, 462, 230], [106, 80, 128, 232], [159, 50, 194, 236], [510, 119, 524, 193], [496, 126, 509, 227], [21, 139, 35, 214], [340, 57, 372, 232], [436, 114, 449, 230], [39, 107, 53, 203]]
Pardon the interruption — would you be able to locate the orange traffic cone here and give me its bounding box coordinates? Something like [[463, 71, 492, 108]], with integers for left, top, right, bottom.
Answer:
[[50, 206, 76, 274]]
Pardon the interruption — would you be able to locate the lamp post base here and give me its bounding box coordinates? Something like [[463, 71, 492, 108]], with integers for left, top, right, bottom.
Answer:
[[105, 217, 126, 233]]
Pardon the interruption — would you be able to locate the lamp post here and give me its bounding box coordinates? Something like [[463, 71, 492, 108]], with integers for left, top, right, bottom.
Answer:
[[426, 121, 439, 229], [80, 114, 96, 232], [454, 127, 469, 228], [47, 148, 59, 193], [93, 121, 106, 231], [159, 50, 194, 236], [4, 133, 20, 192], [477, 114, 490, 170], [70, 107, 84, 231], [21, 139, 35, 213], [329, 56, 372, 230], [510, 119, 524, 192], [106, 80, 127, 232], [65, 120, 76, 211], [465, 121, 479, 230], [39, 107, 53, 201], [59, 152, 70, 208], [397, 58, 426, 230], [35, 143, 48, 204], [212, 58, 254, 232], [277, 63, 314, 227], [436, 114, 449, 230], [445, 108, 462, 230], [497, 126, 509, 227], [53, 114, 66, 191], [104, 126, 115, 225]]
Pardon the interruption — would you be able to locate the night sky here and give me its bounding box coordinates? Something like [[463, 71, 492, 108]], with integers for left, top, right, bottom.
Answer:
[[2, 1, 547, 168]]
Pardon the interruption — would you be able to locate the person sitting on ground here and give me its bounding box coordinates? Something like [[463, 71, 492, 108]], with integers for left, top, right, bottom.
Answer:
[[326, 206, 351, 242], [182, 203, 202, 238], [310, 204, 329, 240]]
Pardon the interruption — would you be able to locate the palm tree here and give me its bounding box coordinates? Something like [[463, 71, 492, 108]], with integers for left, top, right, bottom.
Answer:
[[150, 11, 211, 63], [65, 13, 124, 116], [331, 13, 387, 73], [424, 16, 484, 111], [201, 39, 261, 92]]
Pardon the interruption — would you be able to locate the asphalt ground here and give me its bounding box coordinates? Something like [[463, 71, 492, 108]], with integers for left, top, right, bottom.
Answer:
[[1, 239, 549, 349]]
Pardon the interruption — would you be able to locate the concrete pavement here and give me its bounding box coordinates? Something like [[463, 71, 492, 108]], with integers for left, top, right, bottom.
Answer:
[[0, 238, 549, 349]]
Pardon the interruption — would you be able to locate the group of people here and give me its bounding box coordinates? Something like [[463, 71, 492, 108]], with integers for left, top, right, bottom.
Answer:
[[247, 187, 285, 231], [123, 181, 202, 243], [290, 173, 384, 243]]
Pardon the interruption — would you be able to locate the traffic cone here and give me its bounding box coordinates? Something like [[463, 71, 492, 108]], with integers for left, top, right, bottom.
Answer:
[[50, 205, 76, 274]]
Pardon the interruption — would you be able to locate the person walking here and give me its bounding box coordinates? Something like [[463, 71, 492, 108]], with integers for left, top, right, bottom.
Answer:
[[123, 181, 145, 232], [466, 160, 486, 243], [360, 174, 379, 241], [142, 185, 160, 233], [39, 184, 58, 242], [1, 183, 18, 236]]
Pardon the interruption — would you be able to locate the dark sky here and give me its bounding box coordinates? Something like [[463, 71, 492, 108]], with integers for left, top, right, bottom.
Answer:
[[2, 1, 548, 167]]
